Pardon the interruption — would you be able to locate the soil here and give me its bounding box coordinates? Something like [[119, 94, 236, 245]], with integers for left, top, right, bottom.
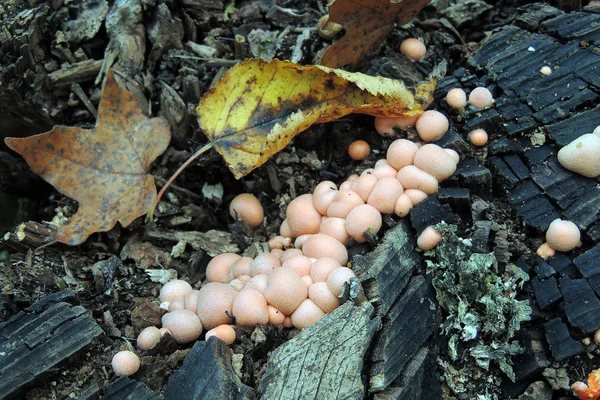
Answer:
[[0, 0, 599, 399]]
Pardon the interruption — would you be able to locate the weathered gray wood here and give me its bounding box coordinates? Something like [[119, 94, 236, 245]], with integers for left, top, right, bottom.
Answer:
[[259, 302, 381, 400], [164, 337, 254, 400], [102, 377, 163, 400], [0, 302, 104, 399]]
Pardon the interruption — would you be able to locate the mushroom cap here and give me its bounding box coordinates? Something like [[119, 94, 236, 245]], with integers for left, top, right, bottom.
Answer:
[[374, 115, 419, 136], [327, 190, 364, 218], [413, 144, 458, 181], [112, 351, 141, 377], [291, 299, 326, 328], [206, 253, 241, 283], [184, 290, 202, 313], [287, 194, 322, 237], [281, 248, 304, 262], [469, 87, 494, 109], [205, 324, 236, 345], [282, 255, 313, 277], [232, 288, 269, 326], [415, 110, 449, 142], [310, 257, 341, 282], [319, 217, 350, 245], [231, 256, 253, 278], [404, 189, 428, 206], [386, 139, 420, 170], [267, 305, 286, 325], [309, 282, 340, 313], [557, 133, 600, 178], [397, 165, 439, 194], [294, 234, 313, 250], [348, 140, 370, 160], [353, 174, 378, 202], [245, 274, 268, 293], [263, 267, 308, 315], [327, 267, 356, 297], [346, 204, 382, 242], [161, 309, 203, 343], [400, 38, 426, 60], [196, 282, 237, 329], [417, 227, 442, 250], [168, 298, 185, 312], [302, 234, 348, 266], [251, 252, 281, 276], [445, 88, 467, 110], [545, 219, 581, 252], [469, 129, 488, 147], [137, 326, 161, 351], [394, 194, 413, 217], [373, 160, 399, 179], [229, 193, 264, 227], [367, 177, 404, 214], [536, 242, 556, 260], [160, 279, 193, 302]]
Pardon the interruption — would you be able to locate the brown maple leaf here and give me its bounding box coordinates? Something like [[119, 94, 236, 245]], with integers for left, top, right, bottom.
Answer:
[[320, 0, 431, 69], [5, 71, 170, 245]]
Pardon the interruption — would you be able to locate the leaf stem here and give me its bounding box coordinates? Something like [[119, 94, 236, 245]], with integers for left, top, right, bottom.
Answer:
[[146, 142, 214, 222]]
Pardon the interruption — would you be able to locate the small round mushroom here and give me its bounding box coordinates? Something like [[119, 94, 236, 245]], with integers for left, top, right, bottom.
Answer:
[[397, 165, 439, 194], [348, 140, 370, 160], [287, 194, 323, 237], [302, 275, 314, 288], [404, 189, 428, 206], [327, 190, 364, 218], [415, 110, 449, 142], [206, 253, 241, 283], [268, 235, 292, 250], [245, 274, 268, 293], [374, 115, 419, 136], [282, 255, 313, 277], [445, 88, 467, 110], [346, 204, 382, 242], [367, 177, 404, 214], [545, 219, 581, 252], [317, 15, 343, 39], [394, 194, 413, 217], [319, 217, 350, 245], [308, 282, 340, 313], [417, 227, 442, 250], [205, 324, 236, 345], [302, 234, 348, 266], [281, 248, 304, 262], [168, 298, 185, 312], [184, 290, 202, 313], [231, 256, 253, 278], [263, 267, 308, 315], [267, 305, 286, 325], [327, 267, 356, 297], [161, 309, 203, 343], [400, 38, 426, 60], [112, 350, 140, 377], [229, 193, 264, 227], [373, 159, 399, 180], [557, 133, 600, 178], [536, 242, 556, 260], [137, 326, 161, 351], [469, 87, 494, 109], [311, 257, 341, 282], [469, 129, 488, 147], [232, 288, 269, 326], [294, 234, 313, 249], [291, 299, 326, 328], [386, 139, 420, 170], [280, 219, 293, 237], [251, 252, 281, 276], [353, 174, 379, 202], [196, 282, 237, 330], [160, 279, 193, 303], [413, 144, 458, 181], [540, 66, 552, 75]]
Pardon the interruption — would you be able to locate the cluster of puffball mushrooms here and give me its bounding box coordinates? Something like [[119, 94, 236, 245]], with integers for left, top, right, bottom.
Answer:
[[110, 38, 600, 378]]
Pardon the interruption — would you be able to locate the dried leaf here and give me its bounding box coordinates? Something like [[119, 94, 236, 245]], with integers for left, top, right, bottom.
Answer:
[[320, 0, 431, 69], [5, 71, 170, 245], [198, 58, 436, 179]]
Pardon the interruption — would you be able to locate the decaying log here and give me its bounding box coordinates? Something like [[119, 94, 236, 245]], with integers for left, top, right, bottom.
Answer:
[[2, 221, 57, 252]]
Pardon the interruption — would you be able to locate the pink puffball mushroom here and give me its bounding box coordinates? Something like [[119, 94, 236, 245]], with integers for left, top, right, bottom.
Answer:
[[229, 193, 264, 227], [302, 275, 314, 288], [238, 275, 251, 283], [469, 87, 494, 109], [232, 257, 253, 278], [545, 219, 581, 252], [168, 298, 185, 312], [263, 267, 308, 315], [394, 194, 413, 217], [282, 255, 313, 277], [469, 129, 488, 147], [361, 168, 375, 177], [536, 242, 556, 260], [268, 305, 286, 325], [327, 267, 356, 297], [137, 326, 161, 351], [374, 159, 399, 179], [294, 234, 313, 249], [251, 252, 281, 276], [339, 180, 354, 191], [320, 217, 350, 245], [287, 194, 322, 237], [417, 227, 442, 250], [313, 181, 338, 215], [415, 110, 449, 142], [184, 290, 202, 313], [196, 282, 237, 329], [349, 140, 370, 160], [281, 248, 304, 262], [413, 144, 458, 181], [206, 253, 241, 283], [353, 174, 378, 202], [445, 88, 467, 110], [229, 279, 245, 291], [309, 282, 340, 313], [245, 274, 268, 293], [160, 279, 193, 302], [400, 38, 426, 60], [374, 115, 419, 136], [161, 309, 203, 343], [280, 219, 293, 237], [291, 299, 326, 328], [311, 257, 341, 282], [367, 177, 404, 214], [405, 189, 428, 206], [282, 317, 294, 328], [386, 139, 420, 170], [397, 165, 439, 194], [232, 288, 269, 326], [557, 133, 600, 178], [112, 350, 140, 377], [159, 327, 171, 337], [445, 149, 460, 164], [271, 248, 285, 260], [327, 190, 364, 218], [302, 234, 348, 266], [205, 324, 236, 345], [346, 204, 382, 242], [268, 235, 292, 250]]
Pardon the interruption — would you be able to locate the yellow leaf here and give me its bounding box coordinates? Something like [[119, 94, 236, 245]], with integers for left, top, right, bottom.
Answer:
[[198, 58, 436, 179]]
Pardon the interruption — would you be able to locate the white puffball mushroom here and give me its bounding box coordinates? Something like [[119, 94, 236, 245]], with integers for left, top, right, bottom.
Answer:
[[557, 133, 600, 178], [540, 66, 552, 75], [417, 227, 442, 250], [161, 309, 203, 344], [160, 280, 193, 302], [445, 88, 467, 110], [111, 350, 140, 377], [593, 125, 600, 136], [400, 38, 426, 60], [137, 327, 161, 351], [415, 110, 449, 142], [469, 87, 494, 109], [545, 219, 581, 252]]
